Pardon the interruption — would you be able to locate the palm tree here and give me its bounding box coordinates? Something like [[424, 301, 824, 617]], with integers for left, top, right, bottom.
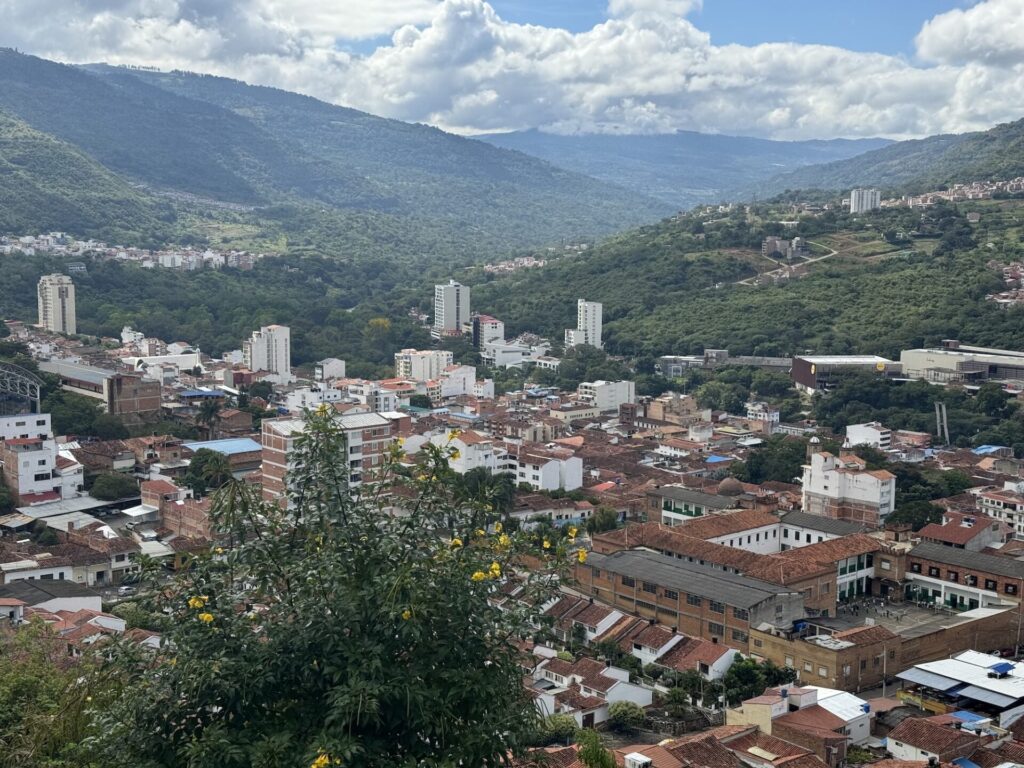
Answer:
[[197, 399, 222, 438]]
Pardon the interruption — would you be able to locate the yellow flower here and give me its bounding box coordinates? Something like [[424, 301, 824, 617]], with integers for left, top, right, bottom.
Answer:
[[493, 522, 502, 533], [577, 548, 588, 564], [567, 526, 578, 539], [214, 547, 224, 555], [401, 609, 412, 621], [187, 596, 207, 610], [416, 473, 428, 481], [542, 539, 551, 550], [450, 537, 463, 548], [475, 528, 486, 537], [311, 754, 333, 768], [450, 449, 461, 460], [497, 533, 511, 549], [489, 561, 501, 576], [197, 612, 214, 623], [397, 437, 405, 446], [85, 695, 92, 702], [471, 571, 487, 582], [447, 429, 461, 441]]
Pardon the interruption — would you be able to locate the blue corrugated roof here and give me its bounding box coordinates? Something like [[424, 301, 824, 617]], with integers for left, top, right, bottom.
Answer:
[[184, 438, 262, 456], [179, 390, 225, 398], [705, 455, 732, 463], [973, 445, 1008, 455], [951, 711, 988, 723], [953, 758, 979, 768]]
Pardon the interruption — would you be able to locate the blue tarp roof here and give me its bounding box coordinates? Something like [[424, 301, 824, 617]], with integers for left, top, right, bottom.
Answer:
[[950, 711, 988, 723], [179, 390, 225, 398], [953, 758, 979, 768], [184, 438, 262, 456], [973, 445, 1009, 455], [705, 455, 732, 463]]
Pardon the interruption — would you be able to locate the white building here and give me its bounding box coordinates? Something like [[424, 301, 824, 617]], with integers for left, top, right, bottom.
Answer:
[[283, 386, 344, 413], [314, 358, 346, 382], [577, 380, 635, 412], [565, 299, 602, 349], [502, 445, 583, 492], [845, 422, 892, 451], [433, 280, 471, 336], [37, 274, 76, 335], [802, 451, 896, 525], [0, 413, 52, 442], [746, 402, 780, 430], [439, 365, 476, 398], [467, 314, 505, 347], [849, 189, 881, 214], [394, 349, 454, 381], [243, 325, 292, 383], [343, 380, 400, 413]]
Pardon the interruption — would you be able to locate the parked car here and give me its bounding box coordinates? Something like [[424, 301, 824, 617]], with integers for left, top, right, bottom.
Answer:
[[117, 585, 136, 596]]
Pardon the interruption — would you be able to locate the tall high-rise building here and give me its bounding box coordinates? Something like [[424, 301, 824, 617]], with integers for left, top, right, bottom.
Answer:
[[849, 189, 881, 214], [565, 299, 602, 349], [37, 274, 76, 335], [243, 325, 292, 382], [433, 280, 471, 336]]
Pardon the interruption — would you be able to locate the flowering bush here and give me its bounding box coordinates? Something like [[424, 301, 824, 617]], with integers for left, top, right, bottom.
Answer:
[[91, 409, 569, 767]]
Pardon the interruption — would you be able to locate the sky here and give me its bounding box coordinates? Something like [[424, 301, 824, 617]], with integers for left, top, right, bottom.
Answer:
[[1, 0, 1022, 140]]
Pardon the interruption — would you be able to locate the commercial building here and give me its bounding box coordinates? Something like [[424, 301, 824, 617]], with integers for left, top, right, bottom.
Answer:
[[260, 412, 396, 503], [313, 358, 346, 382], [791, 355, 895, 393], [977, 482, 1024, 539], [904, 540, 1024, 610], [37, 273, 76, 335], [393, 349, 454, 381], [899, 340, 1024, 386], [645, 486, 743, 526], [577, 379, 635, 413], [849, 189, 881, 214], [469, 314, 505, 347], [801, 452, 896, 525], [433, 280, 471, 336], [565, 299, 602, 349], [37, 361, 161, 421], [242, 325, 292, 383], [577, 549, 805, 652]]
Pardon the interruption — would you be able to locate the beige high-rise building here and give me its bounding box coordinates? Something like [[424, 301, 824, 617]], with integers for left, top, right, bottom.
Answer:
[[37, 273, 77, 335]]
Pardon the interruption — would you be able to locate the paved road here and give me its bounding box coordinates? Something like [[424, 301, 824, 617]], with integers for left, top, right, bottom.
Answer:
[[736, 240, 840, 286]]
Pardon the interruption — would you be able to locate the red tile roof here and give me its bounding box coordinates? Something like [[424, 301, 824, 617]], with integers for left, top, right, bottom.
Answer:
[[886, 718, 979, 757]]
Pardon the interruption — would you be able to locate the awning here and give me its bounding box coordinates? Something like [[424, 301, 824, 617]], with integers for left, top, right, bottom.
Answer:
[[957, 685, 1019, 708], [897, 668, 961, 691]]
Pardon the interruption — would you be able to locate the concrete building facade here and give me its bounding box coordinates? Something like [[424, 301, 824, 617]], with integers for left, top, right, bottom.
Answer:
[[37, 274, 76, 335]]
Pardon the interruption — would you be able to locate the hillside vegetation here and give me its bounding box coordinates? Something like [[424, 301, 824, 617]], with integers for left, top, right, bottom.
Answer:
[[0, 111, 173, 242], [0, 50, 670, 254], [747, 117, 1024, 197]]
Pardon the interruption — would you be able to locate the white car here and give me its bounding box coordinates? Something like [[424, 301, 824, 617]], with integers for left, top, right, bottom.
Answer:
[[117, 585, 136, 596]]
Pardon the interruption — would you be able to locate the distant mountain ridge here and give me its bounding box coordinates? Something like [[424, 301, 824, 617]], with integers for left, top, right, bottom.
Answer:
[[477, 128, 891, 207], [745, 117, 1024, 198], [0, 50, 671, 250]]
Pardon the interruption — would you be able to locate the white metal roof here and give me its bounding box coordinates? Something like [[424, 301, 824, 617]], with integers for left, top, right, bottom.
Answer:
[[911, 652, 1024, 700], [806, 686, 870, 722]]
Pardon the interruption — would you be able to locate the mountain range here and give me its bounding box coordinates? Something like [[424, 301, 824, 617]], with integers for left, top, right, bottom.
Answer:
[[478, 129, 891, 207]]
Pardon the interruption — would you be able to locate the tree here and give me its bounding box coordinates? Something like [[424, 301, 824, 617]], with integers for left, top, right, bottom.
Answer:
[[91, 410, 570, 767], [248, 381, 274, 401], [721, 658, 768, 706], [664, 687, 695, 719], [538, 715, 578, 746], [92, 413, 129, 440], [183, 448, 232, 498], [887, 501, 944, 531], [577, 729, 615, 768], [607, 701, 645, 734], [585, 507, 619, 534], [197, 399, 222, 434], [91, 473, 138, 501], [408, 393, 433, 409]]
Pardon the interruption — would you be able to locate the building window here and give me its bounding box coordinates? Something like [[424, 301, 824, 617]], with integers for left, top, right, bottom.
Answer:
[[911, 562, 922, 573], [785, 656, 794, 667], [986, 579, 998, 590], [928, 566, 940, 577], [732, 629, 748, 643], [636, 600, 656, 612], [783, 529, 789, 539], [664, 589, 679, 600], [880, 559, 892, 571], [1006, 584, 1018, 595], [947, 571, 959, 582], [818, 666, 828, 678], [803, 661, 813, 673], [860, 659, 867, 671], [686, 594, 702, 607], [621, 576, 635, 588], [753, 638, 763, 648], [709, 601, 725, 614], [708, 622, 724, 636], [642, 581, 657, 594], [733, 607, 749, 620]]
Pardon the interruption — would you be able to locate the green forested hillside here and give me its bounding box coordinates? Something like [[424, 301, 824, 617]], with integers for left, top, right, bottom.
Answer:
[[0, 50, 670, 252], [747, 117, 1024, 197], [0, 111, 174, 242]]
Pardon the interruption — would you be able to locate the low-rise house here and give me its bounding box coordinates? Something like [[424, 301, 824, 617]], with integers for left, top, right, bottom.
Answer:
[[885, 718, 980, 763], [918, 512, 1010, 552], [0, 579, 101, 613], [531, 654, 653, 727]]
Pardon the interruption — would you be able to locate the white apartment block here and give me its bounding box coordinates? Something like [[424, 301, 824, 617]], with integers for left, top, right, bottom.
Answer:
[[501, 445, 583, 492], [314, 358, 346, 382], [394, 349, 454, 381], [565, 299, 602, 349], [849, 188, 881, 214], [745, 401, 780, 428], [37, 273, 76, 335], [243, 325, 292, 383], [433, 280, 471, 335], [283, 386, 344, 413], [977, 482, 1024, 539], [801, 452, 896, 526], [467, 314, 505, 347], [845, 422, 892, 451], [344, 380, 400, 413], [0, 413, 52, 442], [577, 380, 635, 412]]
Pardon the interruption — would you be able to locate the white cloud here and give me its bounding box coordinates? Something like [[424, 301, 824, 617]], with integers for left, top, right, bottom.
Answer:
[[0, 0, 1022, 139]]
